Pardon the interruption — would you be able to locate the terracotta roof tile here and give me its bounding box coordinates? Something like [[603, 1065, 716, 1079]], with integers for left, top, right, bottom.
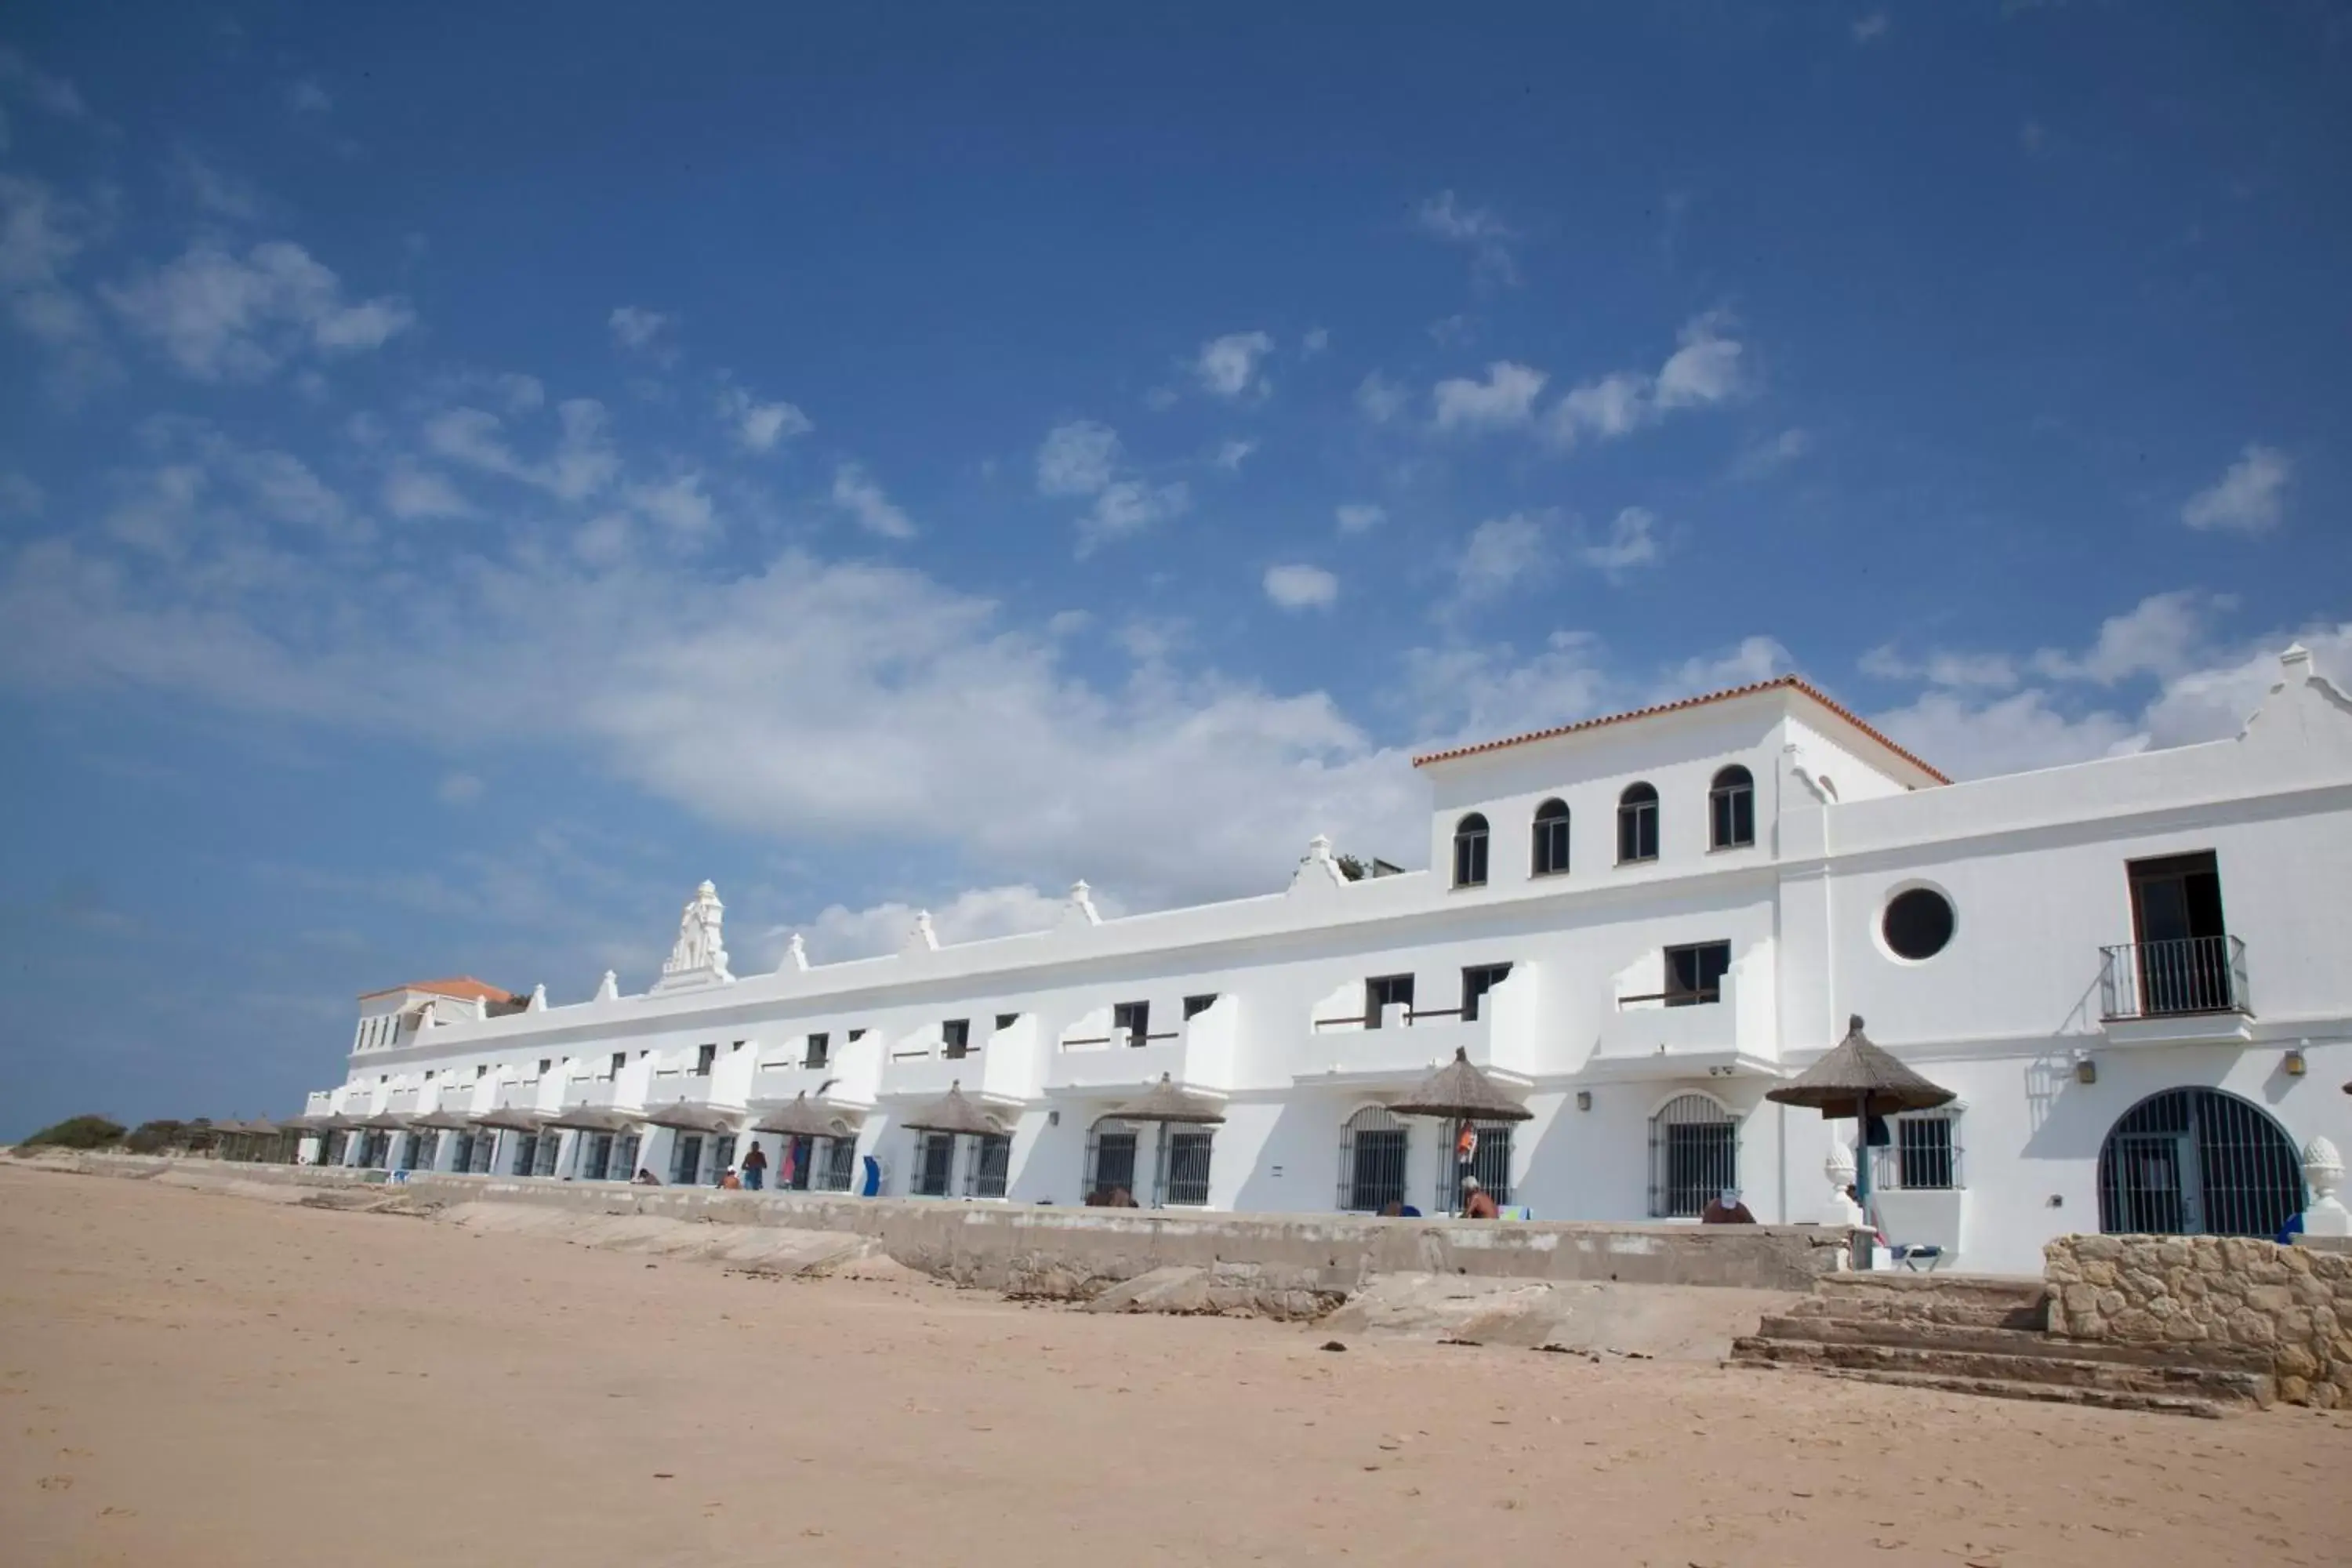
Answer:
[[356, 976, 518, 1004], [1410, 675, 1949, 784]]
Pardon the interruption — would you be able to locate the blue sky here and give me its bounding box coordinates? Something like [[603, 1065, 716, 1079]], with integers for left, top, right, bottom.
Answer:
[[0, 4, 2346, 1136]]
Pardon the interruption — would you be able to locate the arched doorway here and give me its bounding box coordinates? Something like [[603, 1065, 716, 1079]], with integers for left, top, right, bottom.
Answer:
[[2096, 1087, 2303, 1237]]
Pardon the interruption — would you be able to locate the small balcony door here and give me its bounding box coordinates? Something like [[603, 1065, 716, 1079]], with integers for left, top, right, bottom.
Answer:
[[2126, 853, 2230, 1014]]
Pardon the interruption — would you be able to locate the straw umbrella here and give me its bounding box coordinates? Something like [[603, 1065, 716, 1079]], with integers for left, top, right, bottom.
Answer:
[[1106, 1073, 1227, 1207], [1389, 1047, 1534, 1215], [753, 1092, 864, 1190], [1766, 1014, 1955, 1264]]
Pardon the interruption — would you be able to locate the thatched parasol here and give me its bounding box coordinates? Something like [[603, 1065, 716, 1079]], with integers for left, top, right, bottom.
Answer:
[[1391, 1047, 1534, 1122], [358, 1112, 415, 1131], [900, 1081, 1006, 1138], [1107, 1073, 1228, 1126], [641, 1102, 748, 1134], [543, 1107, 642, 1133], [753, 1092, 862, 1138], [470, 1107, 546, 1132], [411, 1111, 476, 1131], [1767, 1015, 1955, 1261]]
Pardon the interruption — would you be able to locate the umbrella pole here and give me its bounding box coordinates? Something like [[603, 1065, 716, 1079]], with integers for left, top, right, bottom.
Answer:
[[1852, 1094, 1874, 1272]]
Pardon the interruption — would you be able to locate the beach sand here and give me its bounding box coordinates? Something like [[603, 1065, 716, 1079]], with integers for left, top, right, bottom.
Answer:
[[2, 1163, 2346, 1567]]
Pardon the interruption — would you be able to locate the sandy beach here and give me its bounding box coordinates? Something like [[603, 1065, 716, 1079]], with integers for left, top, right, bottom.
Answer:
[[2, 1164, 2346, 1567]]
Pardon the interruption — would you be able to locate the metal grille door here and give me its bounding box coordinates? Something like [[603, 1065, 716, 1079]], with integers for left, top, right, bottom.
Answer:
[[915, 1132, 955, 1197], [2097, 1088, 2303, 1238], [1087, 1124, 1139, 1203], [1339, 1106, 1408, 1212], [1159, 1129, 1214, 1207], [1650, 1094, 1737, 1218]]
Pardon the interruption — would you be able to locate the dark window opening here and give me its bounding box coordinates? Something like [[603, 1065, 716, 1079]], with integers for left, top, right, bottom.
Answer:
[[1664, 942, 1731, 1006], [1363, 974, 1415, 1029], [670, 1133, 704, 1185], [1087, 1124, 1138, 1203], [1461, 963, 1513, 1023], [847, 1028, 866, 1042], [1617, 782, 1660, 864], [995, 1012, 1020, 1032], [695, 1043, 717, 1076], [1452, 812, 1490, 888], [942, 1019, 971, 1059], [1883, 888, 1956, 961], [1709, 765, 1755, 850], [2122, 852, 2235, 1015], [1183, 993, 1219, 1021], [1893, 1115, 1956, 1190], [1531, 799, 1570, 877], [1113, 1000, 1150, 1047], [608, 1051, 626, 1080], [804, 1032, 830, 1069], [915, 1132, 956, 1197]]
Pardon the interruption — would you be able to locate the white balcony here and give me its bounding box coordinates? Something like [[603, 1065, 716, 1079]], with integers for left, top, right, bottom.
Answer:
[[1046, 996, 1238, 1098], [1291, 967, 1540, 1087], [1585, 953, 1777, 1081]]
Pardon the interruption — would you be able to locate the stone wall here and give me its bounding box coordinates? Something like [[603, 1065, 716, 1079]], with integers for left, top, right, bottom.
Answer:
[[2045, 1232, 2352, 1408], [27, 1152, 1844, 1294]]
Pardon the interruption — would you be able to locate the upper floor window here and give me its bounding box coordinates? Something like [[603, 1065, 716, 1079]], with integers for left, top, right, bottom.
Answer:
[[1617, 783, 1660, 864], [942, 1018, 972, 1058], [608, 1051, 626, 1078], [804, 1032, 829, 1069], [995, 1012, 1021, 1032], [1183, 993, 1219, 1021], [1452, 813, 1490, 888], [695, 1043, 717, 1076], [1363, 973, 1415, 1029], [1112, 1000, 1150, 1047], [1709, 765, 1755, 850], [1461, 963, 1513, 1023], [1664, 941, 1732, 1006], [536, 1058, 551, 1076], [1531, 799, 1570, 877]]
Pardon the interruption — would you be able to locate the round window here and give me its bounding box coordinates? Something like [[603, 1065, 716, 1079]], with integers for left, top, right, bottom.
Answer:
[[1882, 887, 1955, 962]]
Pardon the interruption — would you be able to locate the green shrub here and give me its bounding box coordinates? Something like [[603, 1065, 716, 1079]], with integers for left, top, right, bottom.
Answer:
[[16, 1114, 128, 1152]]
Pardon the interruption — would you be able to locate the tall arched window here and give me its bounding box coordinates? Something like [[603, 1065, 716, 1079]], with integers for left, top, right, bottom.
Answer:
[[1452, 812, 1490, 888], [2096, 1088, 2303, 1237], [1531, 798, 1570, 877], [1648, 1094, 1736, 1218], [1617, 782, 1659, 864], [1086, 1117, 1141, 1203], [1710, 764, 1755, 849], [1338, 1105, 1407, 1212]]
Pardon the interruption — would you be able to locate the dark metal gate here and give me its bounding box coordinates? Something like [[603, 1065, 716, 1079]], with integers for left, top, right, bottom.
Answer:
[[2096, 1087, 2303, 1238]]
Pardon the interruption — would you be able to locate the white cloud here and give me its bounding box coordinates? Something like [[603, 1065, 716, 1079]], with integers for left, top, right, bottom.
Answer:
[[2181, 444, 2289, 534], [1575, 506, 1661, 574], [492, 372, 543, 413], [1301, 327, 1330, 357], [1858, 644, 2020, 691], [1402, 631, 1610, 745], [287, 78, 332, 114], [0, 47, 89, 123], [1080, 479, 1189, 554], [1664, 636, 1789, 695], [0, 173, 104, 347], [1193, 330, 1274, 400], [170, 149, 265, 220], [1432, 361, 1547, 432], [1453, 514, 1546, 603], [1036, 421, 1121, 496], [1355, 372, 1408, 425], [1872, 688, 2143, 779], [1262, 564, 1338, 611], [2031, 590, 2216, 685], [1733, 427, 1812, 477], [793, 883, 1089, 964], [1415, 191, 1518, 284], [423, 398, 618, 502], [382, 462, 473, 521], [829, 463, 916, 540], [1853, 13, 1889, 42], [436, 771, 483, 806], [631, 473, 717, 536], [1213, 437, 1258, 472], [607, 305, 675, 361], [1543, 314, 1748, 448], [103, 241, 415, 380], [1335, 503, 1385, 535], [718, 383, 812, 452]]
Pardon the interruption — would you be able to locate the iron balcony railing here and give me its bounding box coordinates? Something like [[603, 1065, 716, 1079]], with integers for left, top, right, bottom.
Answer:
[[2099, 935, 2251, 1022]]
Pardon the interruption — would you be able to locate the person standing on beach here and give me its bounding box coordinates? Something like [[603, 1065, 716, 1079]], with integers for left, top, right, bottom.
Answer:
[[741, 1142, 768, 1192]]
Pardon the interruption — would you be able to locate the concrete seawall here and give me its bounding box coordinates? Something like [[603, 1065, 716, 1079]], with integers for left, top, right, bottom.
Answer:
[[24, 1153, 1844, 1298]]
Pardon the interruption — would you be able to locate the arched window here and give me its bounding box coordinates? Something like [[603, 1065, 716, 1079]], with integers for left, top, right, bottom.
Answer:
[[1617, 782, 1659, 864], [1452, 812, 1490, 887], [1648, 1094, 1736, 1217], [1086, 1117, 1141, 1204], [2096, 1088, 2303, 1238], [1710, 764, 1755, 850], [1530, 798, 1570, 877], [1338, 1105, 1407, 1213]]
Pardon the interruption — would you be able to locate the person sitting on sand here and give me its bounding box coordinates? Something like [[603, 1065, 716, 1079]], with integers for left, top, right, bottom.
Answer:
[[1701, 1188, 1756, 1224], [718, 1167, 742, 1191], [631, 1167, 660, 1185], [1460, 1176, 1499, 1219], [1379, 1199, 1403, 1218]]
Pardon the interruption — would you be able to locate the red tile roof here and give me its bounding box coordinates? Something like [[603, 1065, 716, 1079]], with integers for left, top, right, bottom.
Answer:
[[1410, 675, 1949, 784], [356, 977, 518, 1004]]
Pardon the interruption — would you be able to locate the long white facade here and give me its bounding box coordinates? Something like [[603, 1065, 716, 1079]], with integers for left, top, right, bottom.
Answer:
[[300, 648, 2352, 1275]]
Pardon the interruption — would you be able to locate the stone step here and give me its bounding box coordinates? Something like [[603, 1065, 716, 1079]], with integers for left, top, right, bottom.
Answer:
[[1737, 1360, 2233, 1420], [1786, 1294, 2049, 1331], [1815, 1271, 2049, 1306], [1729, 1335, 2272, 1407], [1753, 1315, 2274, 1373]]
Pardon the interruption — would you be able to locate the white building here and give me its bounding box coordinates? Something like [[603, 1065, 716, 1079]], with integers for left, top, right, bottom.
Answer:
[[297, 648, 2352, 1275]]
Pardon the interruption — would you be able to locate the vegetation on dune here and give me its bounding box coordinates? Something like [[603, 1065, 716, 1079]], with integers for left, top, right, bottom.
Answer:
[[13, 1114, 129, 1153]]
